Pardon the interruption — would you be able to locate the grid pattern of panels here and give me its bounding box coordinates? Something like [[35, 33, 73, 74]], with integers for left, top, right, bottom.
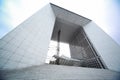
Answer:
[[70, 29, 102, 68], [0, 25, 46, 70], [51, 4, 91, 26], [82, 57, 101, 68], [0, 5, 55, 70], [70, 30, 95, 59]]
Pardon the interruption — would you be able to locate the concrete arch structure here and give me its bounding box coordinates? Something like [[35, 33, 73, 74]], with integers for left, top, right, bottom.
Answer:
[[0, 3, 120, 72]]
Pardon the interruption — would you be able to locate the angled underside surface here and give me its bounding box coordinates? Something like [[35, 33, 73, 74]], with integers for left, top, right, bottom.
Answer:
[[51, 3, 91, 43]]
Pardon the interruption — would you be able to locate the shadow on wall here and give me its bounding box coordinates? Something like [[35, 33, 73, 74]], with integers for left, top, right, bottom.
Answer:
[[69, 28, 105, 68]]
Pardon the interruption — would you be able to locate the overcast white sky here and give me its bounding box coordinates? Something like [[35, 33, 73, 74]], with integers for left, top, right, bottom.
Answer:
[[0, 0, 120, 45]]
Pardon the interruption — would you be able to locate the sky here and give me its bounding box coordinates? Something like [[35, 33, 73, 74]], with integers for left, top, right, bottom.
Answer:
[[0, 0, 120, 45], [46, 40, 71, 63]]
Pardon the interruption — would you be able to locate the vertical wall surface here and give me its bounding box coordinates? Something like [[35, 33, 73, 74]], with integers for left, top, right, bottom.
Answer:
[[70, 29, 90, 60], [0, 4, 55, 70], [83, 21, 120, 72], [69, 29, 103, 68]]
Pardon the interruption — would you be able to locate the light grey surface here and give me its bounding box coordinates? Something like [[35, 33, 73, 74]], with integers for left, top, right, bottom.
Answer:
[[51, 4, 91, 26], [0, 4, 55, 70], [0, 64, 120, 80], [83, 21, 120, 72]]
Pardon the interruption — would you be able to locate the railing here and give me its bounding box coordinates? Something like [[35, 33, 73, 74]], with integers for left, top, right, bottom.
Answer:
[[50, 55, 83, 66], [82, 56, 102, 68], [50, 55, 103, 68]]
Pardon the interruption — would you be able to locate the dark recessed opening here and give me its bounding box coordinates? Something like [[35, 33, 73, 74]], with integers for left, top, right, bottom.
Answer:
[[46, 18, 106, 69]]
